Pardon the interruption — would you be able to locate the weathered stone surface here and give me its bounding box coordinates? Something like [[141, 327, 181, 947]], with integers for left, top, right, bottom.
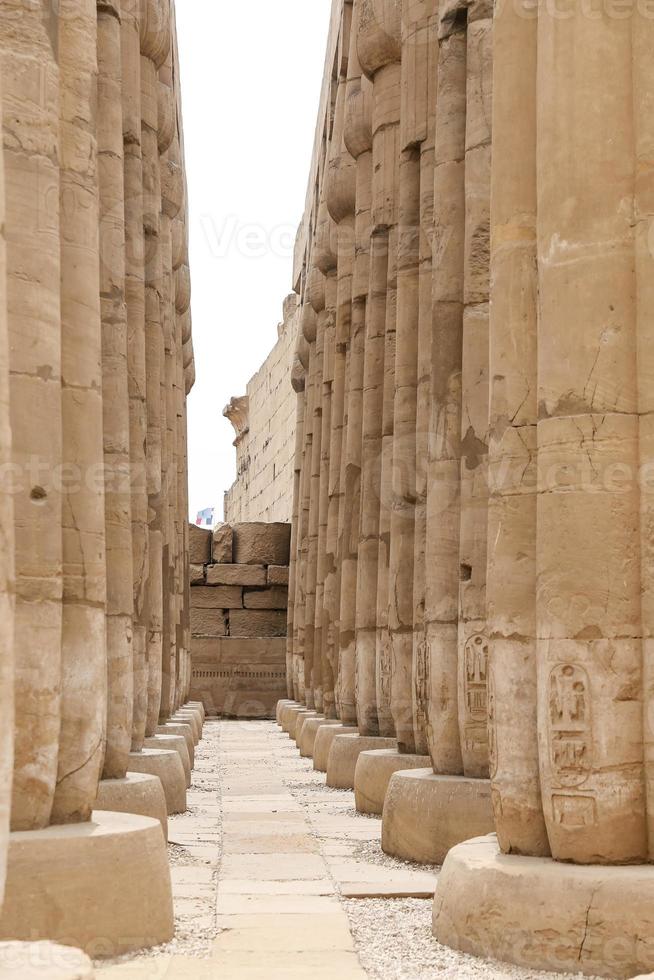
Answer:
[[0, 813, 174, 955], [244, 587, 289, 610], [191, 585, 243, 609], [326, 736, 397, 791], [229, 610, 288, 638], [189, 525, 212, 565], [190, 564, 206, 586], [354, 749, 432, 816], [206, 564, 267, 588], [94, 773, 168, 840], [190, 608, 229, 638], [127, 749, 187, 816], [298, 717, 342, 759], [0, 0, 194, 957], [268, 565, 290, 586], [233, 523, 292, 566], [313, 726, 359, 774], [191, 637, 287, 719], [382, 770, 494, 866], [224, 299, 301, 525], [212, 524, 233, 563], [433, 836, 654, 979]]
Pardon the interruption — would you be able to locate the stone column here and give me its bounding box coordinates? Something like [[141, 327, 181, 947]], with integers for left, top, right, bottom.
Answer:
[[434, 7, 654, 977], [163, 211, 183, 717], [314, 201, 338, 713], [455, 0, 492, 780], [387, 0, 433, 754], [485, 0, 547, 857], [303, 263, 327, 710], [0, 70, 13, 906], [122, 0, 150, 753], [354, 0, 438, 813], [423, 12, 466, 777], [159, 139, 183, 723], [293, 304, 317, 701], [287, 332, 308, 698], [2, 0, 62, 832], [536, 0, 644, 866], [324, 0, 404, 789], [98, 0, 135, 783], [141, 0, 170, 739], [356, 0, 402, 740], [0, 0, 175, 953], [325, 68, 357, 723], [340, 0, 372, 734], [52, 0, 107, 825], [381, 0, 494, 861], [411, 0, 438, 758]]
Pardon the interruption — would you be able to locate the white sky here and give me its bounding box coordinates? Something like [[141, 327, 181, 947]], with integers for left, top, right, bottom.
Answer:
[[176, 1, 333, 523]]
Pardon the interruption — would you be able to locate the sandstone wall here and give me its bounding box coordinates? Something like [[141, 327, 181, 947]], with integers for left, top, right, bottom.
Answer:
[[223, 294, 300, 524], [189, 522, 291, 717]]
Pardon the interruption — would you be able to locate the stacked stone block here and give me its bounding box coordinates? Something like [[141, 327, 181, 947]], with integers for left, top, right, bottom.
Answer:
[[223, 296, 301, 524], [190, 523, 291, 718]]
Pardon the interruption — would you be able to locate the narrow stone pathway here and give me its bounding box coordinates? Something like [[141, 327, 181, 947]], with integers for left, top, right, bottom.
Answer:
[[97, 721, 599, 980]]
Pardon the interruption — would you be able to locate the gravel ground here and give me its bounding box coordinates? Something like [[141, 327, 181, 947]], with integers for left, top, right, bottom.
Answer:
[[94, 721, 223, 967], [344, 898, 602, 980], [271, 723, 606, 980], [93, 719, 610, 979], [352, 837, 437, 873]]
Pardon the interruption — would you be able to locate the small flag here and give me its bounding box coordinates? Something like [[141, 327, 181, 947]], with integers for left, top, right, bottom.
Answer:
[[195, 507, 215, 527]]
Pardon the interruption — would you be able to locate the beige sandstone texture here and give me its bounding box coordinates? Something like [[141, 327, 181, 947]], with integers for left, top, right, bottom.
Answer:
[[354, 750, 432, 816], [224, 296, 301, 524], [94, 773, 168, 839], [433, 836, 654, 978], [0, 813, 174, 955], [258, 0, 654, 975], [382, 770, 494, 866], [188, 523, 291, 718], [0, 0, 196, 960]]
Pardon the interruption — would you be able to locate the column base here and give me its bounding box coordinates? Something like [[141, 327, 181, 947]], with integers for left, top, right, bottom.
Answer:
[[186, 701, 205, 723], [433, 834, 654, 979], [382, 770, 494, 865], [156, 723, 195, 767], [0, 812, 173, 957], [276, 699, 297, 724], [313, 725, 359, 773], [279, 703, 305, 735], [294, 710, 320, 746], [182, 704, 204, 735], [143, 735, 191, 788], [0, 942, 94, 978], [326, 735, 397, 790], [298, 718, 342, 758], [171, 710, 201, 743], [94, 773, 168, 840], [282, 706, 311, 738], [127, 748, 187, 815], [354, 749, 432, 815]]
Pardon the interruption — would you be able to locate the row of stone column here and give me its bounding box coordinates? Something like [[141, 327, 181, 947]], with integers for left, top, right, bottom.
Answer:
[[0, 0, 195, 944], [288, 0, 493, 794], [284, 0, 654, 974]]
